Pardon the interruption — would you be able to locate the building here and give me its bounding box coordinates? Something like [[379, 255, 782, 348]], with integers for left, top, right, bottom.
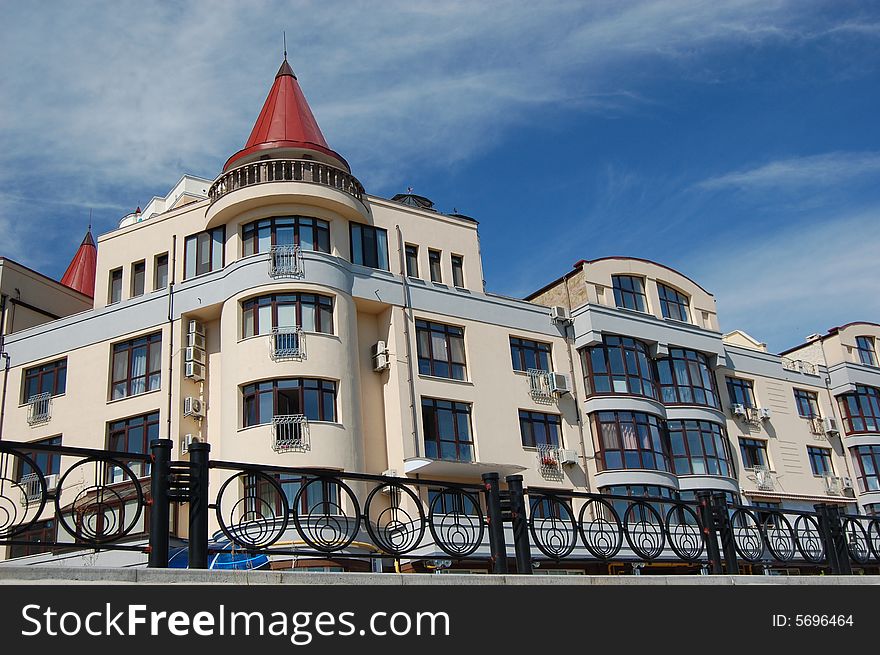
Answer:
[[0, 57, 877, 572]]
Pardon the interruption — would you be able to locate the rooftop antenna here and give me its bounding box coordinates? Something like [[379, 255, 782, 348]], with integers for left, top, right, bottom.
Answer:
[[88, 208, 92, 232], [283, 31, 287, 60]]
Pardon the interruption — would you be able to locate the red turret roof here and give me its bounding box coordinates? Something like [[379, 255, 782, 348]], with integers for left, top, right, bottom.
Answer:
[[60, 230, 97, 298], [224, 59, 347, 172]]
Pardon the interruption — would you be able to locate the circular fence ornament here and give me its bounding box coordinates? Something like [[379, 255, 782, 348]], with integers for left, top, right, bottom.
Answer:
[[54, 456, 145, 545], [623, 501, 665, 560], [665, 504, 704, 562], [842, 518, 871, 564], [729, 509, 765, 562], [364, 482, 425, 556], [0, 450, 48, 539], [577, 498, 623, 560], [793, 514, 824, 563], [215, 471, 289, 550], [528, 495, 577, 560], [427, 487, 484, 559], [761, 512, 796, 562], [291, 476, 361, 553], [868, 519, 880, 561]]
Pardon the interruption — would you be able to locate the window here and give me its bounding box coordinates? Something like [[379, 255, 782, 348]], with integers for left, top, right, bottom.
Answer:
[[154, 253, 168, 290], [807, 446, 834, 477], [519, 410, 562, 448], [726, 377, 756, 408], [838, 385, 880, 434], [16, 436, 62, 480], [851, 445, 880, 492], [592, 411, 668, 472], [611, 275, 647, 312], [241, 293, 334, 337], [405, 244, 419, 277], [107, 411, 159, 480], [350, 223, 388, 270], [422, 398, 474, 462], [451, 254, 464, 287], [416, 320, 466, 380], [751, 501, 781, 527], [244, 473, 341, 516], [739, 438, 768, 469], [600, 485, 677, 524], [656, 349, 718, 407], [428, 488, 480, 515], [657, 283, 690, 323], [242, 379, 337, 427], [581, 335, 656, 399], [428, 249, 442, 282], [130, 261, 145, 297], [108, 268, 123, 304], [856, 336, 877, 367], [510, 337, 552, 372], [9, 519, 57, 559], [110, 333, 162, 399], [242, 216, 330, 255], [184, 226, 224, 279], [794, 389, 820, 418], [23, 359, 67, 402], [668, 420, 731, 477]]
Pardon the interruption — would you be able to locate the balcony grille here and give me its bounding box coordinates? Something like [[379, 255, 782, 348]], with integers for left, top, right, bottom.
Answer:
[[823, 475, 842, 496], [753, 465, 774, 491], [269, 244, 302, 278], [26, 393, 52, 426], [809, 417, 826, 437], [272, 415, 310, 453], [271, 326, 305, 361], [781, 357, 818, 376], [527, 369, 553, 405], [536, 444, 563, 481], [19, 473, 42, 503]]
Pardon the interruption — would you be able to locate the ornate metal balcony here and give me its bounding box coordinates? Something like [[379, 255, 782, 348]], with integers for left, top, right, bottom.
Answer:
[[269, 244, 302, 278], [781, 357, 818, 376], [208, 159, 365, 206], [536, 444, 563, 481], [272, 415, 310, 453], [271, 326, 305, 361], [26, 393, 52, 426]]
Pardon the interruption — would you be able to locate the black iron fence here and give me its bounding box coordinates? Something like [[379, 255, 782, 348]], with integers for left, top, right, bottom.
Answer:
[[1, 438, 879, 574]]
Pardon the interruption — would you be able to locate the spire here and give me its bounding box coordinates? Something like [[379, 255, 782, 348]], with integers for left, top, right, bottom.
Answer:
[[60, 228, 97, 298], [223, 59, 348, 172]]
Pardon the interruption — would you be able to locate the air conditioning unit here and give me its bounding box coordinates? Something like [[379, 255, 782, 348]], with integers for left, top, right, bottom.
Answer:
[[371, 341, 389, 372], [185, 346, 206, 365], [185, 361, 205, 381], [548, 372, 571, 395], [841, 475, 853, 490], [184, 396, 204, 418], [731, 403, 747, 417], [186, 332, 206, 349], [188, 320, 205, 336], [558, 449, 578, 466], [549, 306, 570, 324], [823, 417, 839, 435], [759, 407, 772, 420], [44, 473, 58, 493], [181, 433, 200, 454]]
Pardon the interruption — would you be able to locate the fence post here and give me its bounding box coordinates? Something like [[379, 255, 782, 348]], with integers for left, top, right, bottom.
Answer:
[[188, 442, 211, 569], [148, 438, 172, 568], [505, 475, 532, 574], [482, 473, 508, 574], [696, 491, 722, 574], [712, 493, 739, 574], [815, 504, 852, 575]]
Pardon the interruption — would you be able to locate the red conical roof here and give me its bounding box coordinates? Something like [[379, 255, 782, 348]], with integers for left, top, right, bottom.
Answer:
[[224, 59, 348, 171], [60, 230, 97, 298]]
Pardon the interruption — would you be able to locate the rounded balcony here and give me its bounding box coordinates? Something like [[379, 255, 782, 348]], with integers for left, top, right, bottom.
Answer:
[[593, 469, 679, 490]]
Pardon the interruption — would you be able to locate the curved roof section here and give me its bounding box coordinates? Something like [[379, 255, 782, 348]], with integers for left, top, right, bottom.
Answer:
[[779, 321, 880, 355], [223, 59, 348, 172], [60, 230, 97, 298]]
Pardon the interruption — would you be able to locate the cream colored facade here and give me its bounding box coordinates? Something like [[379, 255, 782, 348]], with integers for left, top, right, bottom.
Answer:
[[1, 61, 878, 568]]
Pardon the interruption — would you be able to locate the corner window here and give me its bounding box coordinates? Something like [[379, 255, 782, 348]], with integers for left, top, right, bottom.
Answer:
[[451, 254, 464, 288], [428, 249, 442, 282], [838, 385, 880, 434], [611, 275, 647, 312], [668, 420, 731, 477], [851, 445, 880, 492], [23, 359, 67, 402], [416, 320, 466, 380], [657, 283, 690, 323], [242, 216, 330, 256], [241, 293, 334, 337], [807, 446, 833, 476], [242, 378, 337, 426], [519, 410, 562, 448], [510, 337, 552, 372], [856, 336, 878, 367], [108, 268, 123, 304], [131, 261, 145, 297], [656, 349, 718, 408], [726, 377, 756, 408], [111, 333, 162, 400], [184, 227, 224, 279], [154, 253, 169, 290], [422, 398, 474, 462], [581, 335, 656, 399], [350, 223, 388, 270], [592, 411, 667, 472], [739, 438, 768, 469], [405, 244, 419, 278], [794, 389, 820, 418]]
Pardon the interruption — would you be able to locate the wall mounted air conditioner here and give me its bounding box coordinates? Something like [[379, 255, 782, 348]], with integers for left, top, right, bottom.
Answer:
[[181, 433, 200, 454], [731, 403, 747, 418], [759, 407, 772, 420], [44, 473, 58, 493], [548, 372, 571, 395], [184, 396, 204, 418], [558, 449, 578, 466], [186, 332, 206, 349], [185, 361, 205, 382], [823, 417, 839, 435], [188, 320, 205, 337], [841, 475, 853, 490], [371, 341, 390, 372], [185, 347, 207, 365], [549, 306, 570, 324]]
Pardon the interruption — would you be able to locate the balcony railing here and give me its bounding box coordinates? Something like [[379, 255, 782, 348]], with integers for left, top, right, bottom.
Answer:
[[271, 326, 305, 361], [753, 465, 774, 491], [536, 444, 563, 481], [527, 369, 553, 405], [269, 244, 302, 278], [272, 415, 310, 453], [208, 159, 365, 206], [809, 417, 826, 437], [824, 475, 842, 496], [26, 393, 52, 426], [781, 357, 818, 376]]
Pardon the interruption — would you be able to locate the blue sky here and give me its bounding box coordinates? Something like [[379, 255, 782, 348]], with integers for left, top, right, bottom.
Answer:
[[1, 1, 878, 351]]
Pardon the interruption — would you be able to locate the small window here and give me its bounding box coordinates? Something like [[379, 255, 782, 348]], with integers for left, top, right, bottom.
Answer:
[[611, 275, 647, 312], [510, 337, 552, 372], [110, 332, 162, 400], [807, 446, 834, 476], [794, 389, 820, 418], [739, 438, 768, 469], [519, 410, 562, 448], [657, 283, 690, 323], [108, 268, 123, 304], [422, 398, 474, 462], [428, 249, 442, 283], [131, 261, 145, 297], [16, 436, 62, 480], [856, 336, 878, 367], [405, 244, 419, 278], [23, 359, 67, 402], [184, 227, 225, 279], [416, 320, 466, 380], [350, 223, 388, 270], [451, 254, 464, 288], [726, 377, 756, 408], [107, 412, 159, 480], [154, 253, 169, 290]]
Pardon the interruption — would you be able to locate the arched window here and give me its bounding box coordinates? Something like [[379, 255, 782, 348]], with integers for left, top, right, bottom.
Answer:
[[657, 283, 691, 323]]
